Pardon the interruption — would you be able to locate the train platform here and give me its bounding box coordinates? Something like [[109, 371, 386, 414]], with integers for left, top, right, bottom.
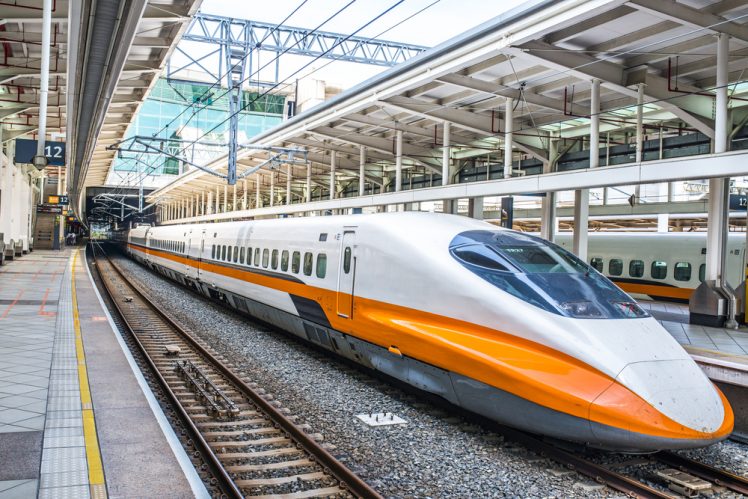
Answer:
[[0, 248, 206, 499]]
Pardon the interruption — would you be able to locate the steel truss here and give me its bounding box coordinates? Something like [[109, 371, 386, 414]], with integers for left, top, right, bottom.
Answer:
[[168, 12, 428, 83]]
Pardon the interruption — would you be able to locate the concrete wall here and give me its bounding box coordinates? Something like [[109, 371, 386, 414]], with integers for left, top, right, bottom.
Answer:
[[0, 149, 37, 254]]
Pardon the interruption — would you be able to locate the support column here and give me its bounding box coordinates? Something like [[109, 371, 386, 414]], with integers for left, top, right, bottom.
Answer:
[[573, 79, 599, 261], [306, 163, 311, 203], [359, 146, 366, 196], [330, 151, 336, 200], [706, 33, 730, 283], [243, 180, 248, 210], [441, 123, 450, 185], [232, 183, 237, 211], [504, 98, 513, 178], [256, 176, 261, 208], [207, 191, 213, 215], [286, 165, 292, 205], [270, 172, 275, 207], [214, 186, 219, 214], [635, 83, 644, 200], [223, 184, 228, 213], [540, 131, 558, 242], [468, 197, 484, 220], [395, 130, 403, 192]]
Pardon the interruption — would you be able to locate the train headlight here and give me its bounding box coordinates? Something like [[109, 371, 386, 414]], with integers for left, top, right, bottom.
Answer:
[[611, 301, 647, 318], [558, 300, 604, 318]]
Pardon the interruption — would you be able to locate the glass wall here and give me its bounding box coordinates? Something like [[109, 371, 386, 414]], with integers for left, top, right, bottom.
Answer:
[[113, 78, 284, 175]]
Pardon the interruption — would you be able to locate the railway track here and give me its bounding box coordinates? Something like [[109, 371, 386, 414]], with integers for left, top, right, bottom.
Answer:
[[90, 243, 380, 499], [93, 243, 748, 498]]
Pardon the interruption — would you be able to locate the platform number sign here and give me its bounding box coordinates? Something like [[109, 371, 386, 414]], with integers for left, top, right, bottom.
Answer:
[[14, 138, 66, 166]]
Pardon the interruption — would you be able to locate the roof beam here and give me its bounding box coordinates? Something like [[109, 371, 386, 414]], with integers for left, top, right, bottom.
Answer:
[[513, 40, 715, 138], [543, 5, 636, 44], [630, 0, 748, 43]]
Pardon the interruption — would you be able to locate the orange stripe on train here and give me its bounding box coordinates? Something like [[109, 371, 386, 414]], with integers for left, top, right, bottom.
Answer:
[[129, 243, 731, 440]]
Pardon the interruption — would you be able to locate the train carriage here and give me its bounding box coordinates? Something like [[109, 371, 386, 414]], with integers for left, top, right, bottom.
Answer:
[[126, 213, 733, 452]]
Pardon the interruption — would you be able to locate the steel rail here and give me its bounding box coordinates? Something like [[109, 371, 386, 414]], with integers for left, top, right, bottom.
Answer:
[[91, 243, 243, 498], [656, 451, 748, 496], [92, 243, 382, 499]]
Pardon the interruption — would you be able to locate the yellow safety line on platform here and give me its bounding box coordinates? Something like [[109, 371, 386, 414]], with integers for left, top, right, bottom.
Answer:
[[72, 250, 108, 499]]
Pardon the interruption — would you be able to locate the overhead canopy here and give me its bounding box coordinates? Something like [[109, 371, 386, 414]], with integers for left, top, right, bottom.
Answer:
[[0, 0, 202, 223], [148, 0, 748, 213]]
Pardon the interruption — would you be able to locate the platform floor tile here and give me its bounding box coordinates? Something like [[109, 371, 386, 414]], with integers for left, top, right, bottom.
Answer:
[[0, 479, 37, 499]]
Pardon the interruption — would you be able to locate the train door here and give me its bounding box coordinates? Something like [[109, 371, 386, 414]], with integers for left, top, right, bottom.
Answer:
[[336, 230, 356, 318], [184, 230, 193, 276], [197, 229, 207, 279]]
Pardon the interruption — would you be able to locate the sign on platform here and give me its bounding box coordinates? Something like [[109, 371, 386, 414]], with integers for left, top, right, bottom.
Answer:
[[36, 204, 63, 214], [47, 195, 69, 205], [14, 139, 66, 166]]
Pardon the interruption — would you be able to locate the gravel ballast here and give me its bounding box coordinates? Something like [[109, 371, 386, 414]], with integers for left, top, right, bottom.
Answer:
[[112, 252, 747, 498]]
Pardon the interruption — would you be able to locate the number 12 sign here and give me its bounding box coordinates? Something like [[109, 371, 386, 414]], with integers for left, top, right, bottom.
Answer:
[[14, 139, 66, 166]]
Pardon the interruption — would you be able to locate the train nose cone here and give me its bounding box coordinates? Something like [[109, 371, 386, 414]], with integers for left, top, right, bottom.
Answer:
[[616, 360, 724, 433], [589, 360, 732, 451]]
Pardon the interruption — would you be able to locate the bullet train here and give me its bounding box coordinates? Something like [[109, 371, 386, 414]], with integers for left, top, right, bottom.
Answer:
[[553, 233, 745, 302], [125, 213, 733, 452]]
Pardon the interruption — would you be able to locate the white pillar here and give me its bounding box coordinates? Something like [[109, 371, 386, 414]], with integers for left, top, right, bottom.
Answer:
[[573, 79, 599, 260], [541, 131, 558, 242], [442, 123, 451, 185], [207, 191, 213, 215], [359, 146, 366, 196], [330, 151, 336, 200], [395, 130, 403, 191], [214, 186, 219, 214], [286, 165, 292, 205], [469, 197, 484, 219], [635, 83, 644, 163], [232, 183, 237, 211], [504, 98, 513, 178], [223, 184, 228, 213], [242, 180, 248, 210], [306, 163, 311, 203], [270, 172, 275, 207], [706, 33, 730, 282], [256, 176, 261, 208]]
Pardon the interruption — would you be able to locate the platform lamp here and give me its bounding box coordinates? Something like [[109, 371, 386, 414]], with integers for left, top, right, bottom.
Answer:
[[32, 154, 48, 170]]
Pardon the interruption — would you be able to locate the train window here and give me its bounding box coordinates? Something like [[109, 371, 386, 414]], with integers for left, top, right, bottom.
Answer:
[[590, 258, 604, 272], [651, 261, 667, 280], [222, 245, 227, 261], [699, 264, 706, 282], [240, 247, 245, 264], [303, 252, 313, 276], [271, 250, 279, 270], [262, 249, 269, 268], [451, 245, 509, 271], [629, 260, 644, 278], [254, 248, 260, 266], [247, 247, 252, 265], [608, 259, 623, 276], [674, 262, 691, 282], [292, 251, 300, 273], [212, 245, 215, 259], [343, 247, 352, 273], [281, 250, 289, 271], [316, 254, 327, 278], [233, 246, 239, 263]]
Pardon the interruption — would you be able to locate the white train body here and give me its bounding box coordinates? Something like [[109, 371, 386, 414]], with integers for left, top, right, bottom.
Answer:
[[554, 233, 746, 301], [126, 213, 733, 451]]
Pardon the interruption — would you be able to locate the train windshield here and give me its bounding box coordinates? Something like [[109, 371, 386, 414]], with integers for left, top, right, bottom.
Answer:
[[450, 230, 648, 319]]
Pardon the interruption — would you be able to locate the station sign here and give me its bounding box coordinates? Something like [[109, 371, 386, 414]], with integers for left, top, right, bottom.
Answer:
[[36, 204, 63, 214], [14, 139, 66, 166], [47, 195, 68, 205], [730, 194, 747, 211]]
